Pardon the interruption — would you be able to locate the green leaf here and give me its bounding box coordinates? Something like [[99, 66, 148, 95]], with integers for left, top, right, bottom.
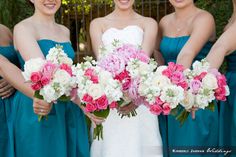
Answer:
[[58, 95, 71, 102], [206, 102, 215, 112], [176, 110, 190, 126], [34, 91, 43, 100], [93, 108, 110, 119]]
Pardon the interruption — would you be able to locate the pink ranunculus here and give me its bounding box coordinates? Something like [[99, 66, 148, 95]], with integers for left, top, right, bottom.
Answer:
[[82, 94, 94, 104], [96, 95, 109, 110], [171, 71, 185, 84], [40, 76, 51, 86], [155, 97, 164, 106], [42, 61, 57, 78], [110, 101, 118, 109], [178, 81, 188, 90], [31, 83, 42, 91], [215, 87, 227, 101], [217, 75, 227, 87], [162, 103, 171, 115], [85, 103, 97, 112], [30, 72, 42, 83], [91, 75, 99, 84], [162, 69, 172, 78], [194, 72, 207, 81], [60, 63, 73, 76], [150, 104, 162, 115], [190, 79, 202, 94]]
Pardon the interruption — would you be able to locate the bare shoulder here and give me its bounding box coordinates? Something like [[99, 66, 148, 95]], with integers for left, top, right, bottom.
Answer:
[[0, 24, 11, 35], [142, 16, 158, 27], [90, 17, 104, 28], [193, 9, 215, 25], [14, 18, 34, 36], [159, 13, 173, 28], [57, 24, 70, 38]]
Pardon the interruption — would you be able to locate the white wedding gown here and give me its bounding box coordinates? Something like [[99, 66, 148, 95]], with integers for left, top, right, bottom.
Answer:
[[90, 25, 163, 157]]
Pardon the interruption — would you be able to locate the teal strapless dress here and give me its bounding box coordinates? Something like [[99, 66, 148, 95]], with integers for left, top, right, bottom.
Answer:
[[12, 40, 89, 157], [159, 36, 219, 157], [219, 51, 236, 156], [0, 45, 19, 157]]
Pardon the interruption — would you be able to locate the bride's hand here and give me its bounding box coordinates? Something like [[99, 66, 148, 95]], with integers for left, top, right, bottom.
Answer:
[[72, 96, 105, 127], [118, 102, 137, 116]]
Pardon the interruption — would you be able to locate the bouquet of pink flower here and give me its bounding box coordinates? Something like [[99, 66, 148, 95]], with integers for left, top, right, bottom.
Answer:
[[138, 62, 187, 116], [22, 45, 76, 121], [72, 57, 123, 140], [177, 59, 230, 124], [97, 42, 156, 117]]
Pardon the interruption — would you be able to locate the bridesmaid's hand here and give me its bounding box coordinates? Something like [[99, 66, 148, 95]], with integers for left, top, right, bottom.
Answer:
[[118, 102, 137, 116], [0, 79, 15, 99], [72, 96, 105, 127], [33, 98, 52, 116]]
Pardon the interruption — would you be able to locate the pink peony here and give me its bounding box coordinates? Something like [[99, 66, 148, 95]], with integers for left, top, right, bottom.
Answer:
[[150, 104, 162, 115], [42, 61, 57, 78], [31, 83, 42, 91], [60, 64, 72, 76], [40, 76, 51, 86], [85, 103, 97, 112], [190, 79, 202, 94], [82, 94, 94, 104], [110, 101, 118, 109], [96, 95, 109, 110], [162, 103, 171, 115], [30, 72, 42, 83]]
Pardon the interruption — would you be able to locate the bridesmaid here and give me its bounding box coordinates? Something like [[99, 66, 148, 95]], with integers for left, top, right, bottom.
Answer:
[[206, 0, 236, 155], [155, 0, 218, 156], [0, 24, 18, 157], [8, 0, 89, 156]]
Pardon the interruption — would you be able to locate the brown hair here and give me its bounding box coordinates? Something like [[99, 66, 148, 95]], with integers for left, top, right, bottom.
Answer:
[[27, 0, 34, 7]]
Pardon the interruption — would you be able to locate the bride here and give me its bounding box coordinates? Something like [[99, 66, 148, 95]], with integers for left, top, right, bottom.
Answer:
[[89, 0, 163, 157]]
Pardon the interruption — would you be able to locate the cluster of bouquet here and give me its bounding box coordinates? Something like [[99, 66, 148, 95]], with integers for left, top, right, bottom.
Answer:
[[22, 45, 76, 121], [72, 57, 123, 139]]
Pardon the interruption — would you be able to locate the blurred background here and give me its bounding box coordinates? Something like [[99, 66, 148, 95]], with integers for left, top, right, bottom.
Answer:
[[0, 0, 233, 61]]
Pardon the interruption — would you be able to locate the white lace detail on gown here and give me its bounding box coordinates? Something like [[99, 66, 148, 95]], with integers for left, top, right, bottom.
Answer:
[[90, 25, 163, 157]]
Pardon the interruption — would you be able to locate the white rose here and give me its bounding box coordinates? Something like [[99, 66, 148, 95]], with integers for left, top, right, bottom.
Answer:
[[87, 84, 104, 100], [53, 69, 71, 85], [40, 84, 58, 103], [152, 75, 171, 88], [181, 91, 195, 110], [202, 73, 218, 90], [195, 95, 209, 109], [155, 66, 167, 75], [22, 58, 46, 81]]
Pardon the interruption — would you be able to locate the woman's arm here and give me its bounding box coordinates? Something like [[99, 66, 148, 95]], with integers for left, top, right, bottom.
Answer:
[[176, 12, 215, 68], [89, 18, 104, 58], [206, 21, 236, 69]]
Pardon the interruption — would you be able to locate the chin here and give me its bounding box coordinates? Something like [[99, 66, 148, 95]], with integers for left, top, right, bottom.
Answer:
[[114, 0, 134, 10], [169, 0, 193, 8], [35, 0, 61, 16]]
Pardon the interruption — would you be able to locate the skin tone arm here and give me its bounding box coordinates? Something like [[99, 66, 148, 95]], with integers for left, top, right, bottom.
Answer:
[[176, 13, 215, 68], [0, 55, 51, 116], [206, 21, 236, 69]]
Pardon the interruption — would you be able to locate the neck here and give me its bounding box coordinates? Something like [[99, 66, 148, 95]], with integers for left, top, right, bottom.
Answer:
[[32, 10, 55, 26], [112, 7, 136, 20], [233, 2, 236, 15], [174, 4, 197, 20]]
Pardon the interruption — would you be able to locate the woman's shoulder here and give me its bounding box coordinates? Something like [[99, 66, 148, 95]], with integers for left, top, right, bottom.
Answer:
[[13, 18, 35, 36], [90, 17, 105, 28], [57, 24, 70, 38], [0, 24, 12, 45], [159, 13, 174, 28], [192, 9, 215, 25]]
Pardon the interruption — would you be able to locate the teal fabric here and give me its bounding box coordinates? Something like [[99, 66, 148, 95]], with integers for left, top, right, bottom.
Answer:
[[159, 36, 219, 157], [219, 51, 236, 156], [12, 40, 89, 157], [0, 45, 18, 157]]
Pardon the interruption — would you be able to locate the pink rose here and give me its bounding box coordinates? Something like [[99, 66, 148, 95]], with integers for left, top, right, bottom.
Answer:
[[171, 71, 185, 84], [155, 97, 164, 106], [31, 83, 42, 91], [115, 70, 131, 90], [150, 104, 162, 115], [178, 81, 188, 90], [110, 101, 118, 109], [96, 95, 109, 110], [162, 103, 171, 115], [82, 94, 94, 104], [60, 64, 72, 76], [190, 80, 202, 94], [175, 64, 184, 72], [217, 75, 227, 87], [194, 72, 207, 81], [30, 72, 42, 83], [40, 76, 51, 86], [85, 103, 97, 112], [162, 69, 172, 78]]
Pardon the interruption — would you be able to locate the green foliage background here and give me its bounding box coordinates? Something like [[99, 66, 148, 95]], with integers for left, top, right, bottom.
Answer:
[[0, 0, 233, 37]]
